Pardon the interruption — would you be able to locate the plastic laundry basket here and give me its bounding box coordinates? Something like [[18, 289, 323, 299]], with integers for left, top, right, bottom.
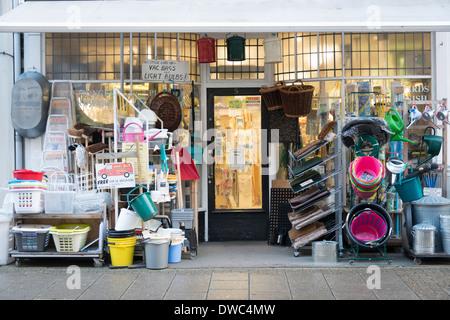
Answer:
[[12, 224, 52, 252], [50, 224, 90, 252]]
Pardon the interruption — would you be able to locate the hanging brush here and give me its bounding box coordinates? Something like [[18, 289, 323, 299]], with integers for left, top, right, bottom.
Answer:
[[85, 142, 108, 154]]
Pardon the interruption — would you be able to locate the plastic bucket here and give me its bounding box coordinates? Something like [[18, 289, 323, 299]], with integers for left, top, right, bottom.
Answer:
[[115, 208, 141, 231], [394, 175, 423, 203], [0, 215, 12, 265], [107, 228, 136, 238], [168, 242, 183, 263], [350, 210, 387, 242], [107, 236, 136, 267], [350, 156, 385, 187], [127, 185, 157, 221], [143, 239, 170, 269], [345, 202, 392, 248], [13, 169, 44, 181]]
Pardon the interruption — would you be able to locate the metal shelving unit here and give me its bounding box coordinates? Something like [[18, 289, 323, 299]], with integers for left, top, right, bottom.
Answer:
[[286, 111, 343, 254], [10, 207, 107, 268]]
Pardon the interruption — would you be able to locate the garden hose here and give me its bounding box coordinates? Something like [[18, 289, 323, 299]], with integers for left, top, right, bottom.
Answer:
[[355, 135, 379, 157]]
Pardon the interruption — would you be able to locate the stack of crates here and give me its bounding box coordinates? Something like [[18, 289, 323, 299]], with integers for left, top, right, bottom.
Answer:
[[170, 209, 194, 229], [170, 208, 196, 259]]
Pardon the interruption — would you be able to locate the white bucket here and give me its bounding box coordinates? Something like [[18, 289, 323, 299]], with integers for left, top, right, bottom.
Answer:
[[264, 36, 282, 64], [0, 214, 13, 265], [115, 208, 142, 231]]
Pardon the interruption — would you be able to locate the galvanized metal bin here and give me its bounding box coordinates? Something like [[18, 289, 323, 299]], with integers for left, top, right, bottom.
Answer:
[[412, 196, 450, 252], [412, 222, 436, 254], [312, 241, 338, 263]]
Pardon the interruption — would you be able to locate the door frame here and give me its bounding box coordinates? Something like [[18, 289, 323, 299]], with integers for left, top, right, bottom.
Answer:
[[206, 87, 270, 241]]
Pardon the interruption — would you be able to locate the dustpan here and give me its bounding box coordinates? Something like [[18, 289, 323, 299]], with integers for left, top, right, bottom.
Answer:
[[171, 146, 200, 180]]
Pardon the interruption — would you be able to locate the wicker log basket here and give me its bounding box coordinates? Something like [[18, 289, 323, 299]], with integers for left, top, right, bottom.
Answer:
[[149, 92, 182, 132], [280, 79, 314, 118], [259, 81, 285, 111]]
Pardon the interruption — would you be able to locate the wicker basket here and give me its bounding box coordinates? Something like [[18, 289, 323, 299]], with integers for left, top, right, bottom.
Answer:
[[280, 80, 314, 118], [149, 92, 182, 132], [259, 81, 285, 111]]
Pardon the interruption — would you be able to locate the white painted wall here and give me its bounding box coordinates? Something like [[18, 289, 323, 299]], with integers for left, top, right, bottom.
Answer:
[[0, 0, 16, 204], [22, 32, 45, 171]]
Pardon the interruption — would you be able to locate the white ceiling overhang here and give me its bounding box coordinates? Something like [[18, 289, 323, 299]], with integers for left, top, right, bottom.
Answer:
[[0, 0, 449, 34]]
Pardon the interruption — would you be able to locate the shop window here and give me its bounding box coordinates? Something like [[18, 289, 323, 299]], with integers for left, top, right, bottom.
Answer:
[[209, 38, 265, 80], [45, 33, 200, 82], [274, 32, 431, 81], [344, 32, 431, 77]]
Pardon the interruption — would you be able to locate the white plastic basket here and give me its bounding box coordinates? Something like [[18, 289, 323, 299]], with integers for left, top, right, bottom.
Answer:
[[11, 189, 44, 214], [50, 224, 90, 252], [45, 171, 75, 214]]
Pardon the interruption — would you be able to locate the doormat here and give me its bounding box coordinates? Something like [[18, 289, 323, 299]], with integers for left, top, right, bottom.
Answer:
[[268, 188, 294, 246]]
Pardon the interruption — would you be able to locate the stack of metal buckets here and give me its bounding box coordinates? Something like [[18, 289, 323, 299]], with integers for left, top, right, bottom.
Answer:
[[440, 215, 450, 254]]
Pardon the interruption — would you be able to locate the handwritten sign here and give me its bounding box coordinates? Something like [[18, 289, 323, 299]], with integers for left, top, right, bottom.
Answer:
[[142, 60, 189, 82]]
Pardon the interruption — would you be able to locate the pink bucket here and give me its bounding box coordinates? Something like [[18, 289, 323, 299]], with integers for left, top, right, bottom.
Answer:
[[351, 156, 384, 186], [351, 184, 378, 199], [123, 122, 146, 142], [350, 210, 387, 242]]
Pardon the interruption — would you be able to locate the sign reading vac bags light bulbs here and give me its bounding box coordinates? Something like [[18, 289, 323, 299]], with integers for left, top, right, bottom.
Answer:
[[142, 60, 189, 82]]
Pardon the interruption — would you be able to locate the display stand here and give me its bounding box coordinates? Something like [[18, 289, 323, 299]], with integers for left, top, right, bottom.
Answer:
[[286, 115, 343, 255], [10, 205, 107, 268], [348, 244, 393, 264], [344, 88, 394, 263], [400, 99, 449, 264]]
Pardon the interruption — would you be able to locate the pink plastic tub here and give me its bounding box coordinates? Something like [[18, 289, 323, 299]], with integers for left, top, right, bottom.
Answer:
[[350, 210, 387, 242]]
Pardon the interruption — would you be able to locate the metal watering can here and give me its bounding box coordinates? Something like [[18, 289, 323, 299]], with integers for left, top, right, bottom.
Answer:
[[385, 108, 415, 144], [436, 103, 450, 125], [418, 127, 442, 165]]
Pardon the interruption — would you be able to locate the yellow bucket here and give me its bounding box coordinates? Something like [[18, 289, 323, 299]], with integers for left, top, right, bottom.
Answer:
[[107, 236, 136, 267]]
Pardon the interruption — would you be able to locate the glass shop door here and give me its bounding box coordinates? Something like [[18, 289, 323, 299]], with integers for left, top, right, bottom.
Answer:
[[206, 88, 269, 241]]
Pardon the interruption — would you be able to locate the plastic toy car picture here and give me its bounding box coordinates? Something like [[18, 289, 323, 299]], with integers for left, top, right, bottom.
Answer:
[[95, 162, 135, 189]]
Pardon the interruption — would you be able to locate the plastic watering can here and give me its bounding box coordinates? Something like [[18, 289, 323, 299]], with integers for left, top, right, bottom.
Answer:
[[407, 104, 422, 129], [386, 108, 404, 133], [418, 127, 442, 165], [386, 108, 415, 144]]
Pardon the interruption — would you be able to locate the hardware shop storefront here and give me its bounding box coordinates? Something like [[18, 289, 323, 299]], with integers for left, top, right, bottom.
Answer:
[[0, 1, 449, 247]]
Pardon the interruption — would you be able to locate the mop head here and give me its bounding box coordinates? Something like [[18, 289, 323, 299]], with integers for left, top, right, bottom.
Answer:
[[76, 145, 87, 169]]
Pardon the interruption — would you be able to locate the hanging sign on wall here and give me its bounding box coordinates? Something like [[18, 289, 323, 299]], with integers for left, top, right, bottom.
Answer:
[[142, 60, 189, 82]]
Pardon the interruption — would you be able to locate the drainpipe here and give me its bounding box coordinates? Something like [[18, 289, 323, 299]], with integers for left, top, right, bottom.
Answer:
[[13, 0, 23, 169]]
